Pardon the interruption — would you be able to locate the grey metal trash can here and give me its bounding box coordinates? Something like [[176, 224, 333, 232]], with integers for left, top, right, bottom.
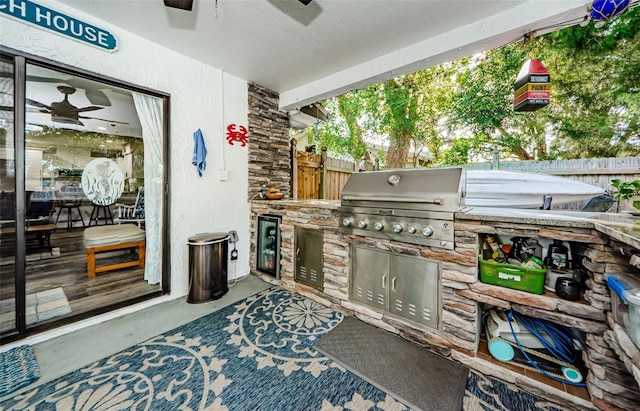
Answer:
[[187, 232, 229, 303]]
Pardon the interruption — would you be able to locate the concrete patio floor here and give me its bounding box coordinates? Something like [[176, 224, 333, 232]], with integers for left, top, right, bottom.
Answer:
[[31, 274, 271, 386]]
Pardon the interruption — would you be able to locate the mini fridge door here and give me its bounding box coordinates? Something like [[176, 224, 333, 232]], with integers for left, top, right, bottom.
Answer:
[[256, 215, 281, 278]]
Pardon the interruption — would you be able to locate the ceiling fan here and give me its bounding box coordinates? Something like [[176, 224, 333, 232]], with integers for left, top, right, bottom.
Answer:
[[0, 71, 115, 106], [27, 85, 128, 126], [163, 0, 319, 26], [162, 0, 312, 11]]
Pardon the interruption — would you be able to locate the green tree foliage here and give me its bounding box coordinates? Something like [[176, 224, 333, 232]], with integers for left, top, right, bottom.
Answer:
[[535, 6, 640, 158], [445, 44, 555, 163], [309, 67, 457, 168], [438, 134, 489, 166], [308, 6, 640, 167], [374, 75, 419, 168], [305, 93, 372, 163]]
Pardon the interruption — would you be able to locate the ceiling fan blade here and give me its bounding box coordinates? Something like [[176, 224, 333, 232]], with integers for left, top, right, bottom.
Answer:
[[0, 106, 46, 114], [26, 98, 52, 110], [164, 0, 193, 11], [24, 75, 113, 106], [74, 105, 104, 113], [79, 115, 129, 124], [268, 0, 321, 26]]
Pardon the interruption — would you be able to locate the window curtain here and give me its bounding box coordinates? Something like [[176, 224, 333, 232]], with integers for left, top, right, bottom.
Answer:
[[132, 92, 163, 284]]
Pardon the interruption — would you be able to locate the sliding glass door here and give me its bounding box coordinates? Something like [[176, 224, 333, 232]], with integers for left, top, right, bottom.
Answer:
[[0, 50, 169, 344], [0, 55, 21, 337]]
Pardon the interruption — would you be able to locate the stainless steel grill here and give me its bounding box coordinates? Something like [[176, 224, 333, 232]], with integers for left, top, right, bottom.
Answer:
[[338, 168, 465, 249]]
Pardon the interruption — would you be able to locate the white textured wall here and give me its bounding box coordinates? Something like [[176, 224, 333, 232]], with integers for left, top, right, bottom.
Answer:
[[1, 1, 250, 297]]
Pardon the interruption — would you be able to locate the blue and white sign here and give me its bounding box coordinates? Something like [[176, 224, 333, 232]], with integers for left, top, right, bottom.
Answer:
[[0, 0, 118, 51]]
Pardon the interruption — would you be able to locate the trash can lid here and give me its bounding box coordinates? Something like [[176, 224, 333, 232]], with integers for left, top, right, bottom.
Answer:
[[188, 232, 229, 245]]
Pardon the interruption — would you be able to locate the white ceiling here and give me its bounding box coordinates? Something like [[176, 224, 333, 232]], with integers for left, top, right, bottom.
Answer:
[[57, 0, 591, 109]]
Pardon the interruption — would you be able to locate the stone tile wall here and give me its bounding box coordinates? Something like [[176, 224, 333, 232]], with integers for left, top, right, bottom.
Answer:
[[247, 83, 291, 200]]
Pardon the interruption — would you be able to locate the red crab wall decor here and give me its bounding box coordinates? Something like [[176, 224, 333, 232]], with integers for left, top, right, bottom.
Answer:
[[226, 124, 248, 146]]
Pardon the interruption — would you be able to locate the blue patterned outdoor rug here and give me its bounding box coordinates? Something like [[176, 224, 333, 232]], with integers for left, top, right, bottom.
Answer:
[[462, 370, 571, 411], [0, 288, 409, 410], [0, 287, 571, 410], [0, 345, 40, 398]]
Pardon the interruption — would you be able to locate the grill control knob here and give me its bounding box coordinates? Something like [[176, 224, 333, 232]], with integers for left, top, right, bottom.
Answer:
[[374, 222, 384, 231], [407, 226, 417, 234], [342, 218, 352, 227], [422, 226, 434, 237], [392, 224, 403, 233], [357, 220, 367, 229]]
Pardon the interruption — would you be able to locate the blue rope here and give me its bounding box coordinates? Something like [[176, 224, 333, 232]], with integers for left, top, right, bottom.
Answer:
[[507, 309, 586, 386]]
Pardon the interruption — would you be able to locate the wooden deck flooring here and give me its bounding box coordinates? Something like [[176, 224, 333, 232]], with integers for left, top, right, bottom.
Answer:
[[0, 226, 162, 335]]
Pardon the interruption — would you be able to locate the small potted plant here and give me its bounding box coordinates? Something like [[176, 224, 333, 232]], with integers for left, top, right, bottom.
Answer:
[[610, 179, 640, 213]]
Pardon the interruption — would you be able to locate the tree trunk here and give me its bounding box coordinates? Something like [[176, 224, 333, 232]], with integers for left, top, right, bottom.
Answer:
[[386, 131, 412, 169], [497, 127, 533, 160]]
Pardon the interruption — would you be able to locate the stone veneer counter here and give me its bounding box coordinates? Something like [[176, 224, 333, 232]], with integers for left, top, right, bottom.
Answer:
[[456, 206, 640, 410], [255, 201, 640, 246], [255, 201, 640, 250], [251, 200, 640, 410], [457, 206, 640, 251]]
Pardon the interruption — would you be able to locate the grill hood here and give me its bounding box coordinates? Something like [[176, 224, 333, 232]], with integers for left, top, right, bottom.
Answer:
[[340, 167, 466, 213]]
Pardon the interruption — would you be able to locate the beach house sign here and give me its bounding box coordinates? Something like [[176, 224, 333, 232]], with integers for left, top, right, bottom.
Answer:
[[1, 0, 117, 51]]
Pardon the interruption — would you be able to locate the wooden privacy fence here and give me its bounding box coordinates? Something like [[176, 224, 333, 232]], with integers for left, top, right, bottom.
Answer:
[[324, 156, 354, 200], [465, 156, 640, 190], [292, 144, 354, 200], [292, 148, 640, 210]]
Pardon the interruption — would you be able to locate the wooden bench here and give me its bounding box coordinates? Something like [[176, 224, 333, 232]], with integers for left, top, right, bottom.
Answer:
[[0, 223, 57, 252], [83, 225, 146, 278]]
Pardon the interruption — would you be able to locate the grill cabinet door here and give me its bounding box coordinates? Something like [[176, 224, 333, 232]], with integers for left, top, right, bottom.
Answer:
[[389, 254, 439, 329], [351, 246, 389, 310], [294, 227, 324, 290]]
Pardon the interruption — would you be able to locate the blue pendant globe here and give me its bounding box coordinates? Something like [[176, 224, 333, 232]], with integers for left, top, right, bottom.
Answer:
[[590, 0, 630, 21]]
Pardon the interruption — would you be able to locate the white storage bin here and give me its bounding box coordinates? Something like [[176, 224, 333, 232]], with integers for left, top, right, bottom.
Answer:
[[623, 288, 640, 349], [606, 272, 640, 349]]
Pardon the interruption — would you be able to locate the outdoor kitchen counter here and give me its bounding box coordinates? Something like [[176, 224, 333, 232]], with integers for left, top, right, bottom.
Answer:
[[456, 206, 640, 251], [252, 201, 640, 250], [250, 200, 639, 409], [251, 198, 339, 210]]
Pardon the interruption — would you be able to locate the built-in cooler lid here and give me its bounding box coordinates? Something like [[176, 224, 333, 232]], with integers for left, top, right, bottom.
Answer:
[[340, 167, 465, 212]]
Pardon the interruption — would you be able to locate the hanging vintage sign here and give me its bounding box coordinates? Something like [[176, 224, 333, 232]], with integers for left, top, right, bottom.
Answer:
[[513, 58, 550, 112], [0, 0, 118, 51]]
